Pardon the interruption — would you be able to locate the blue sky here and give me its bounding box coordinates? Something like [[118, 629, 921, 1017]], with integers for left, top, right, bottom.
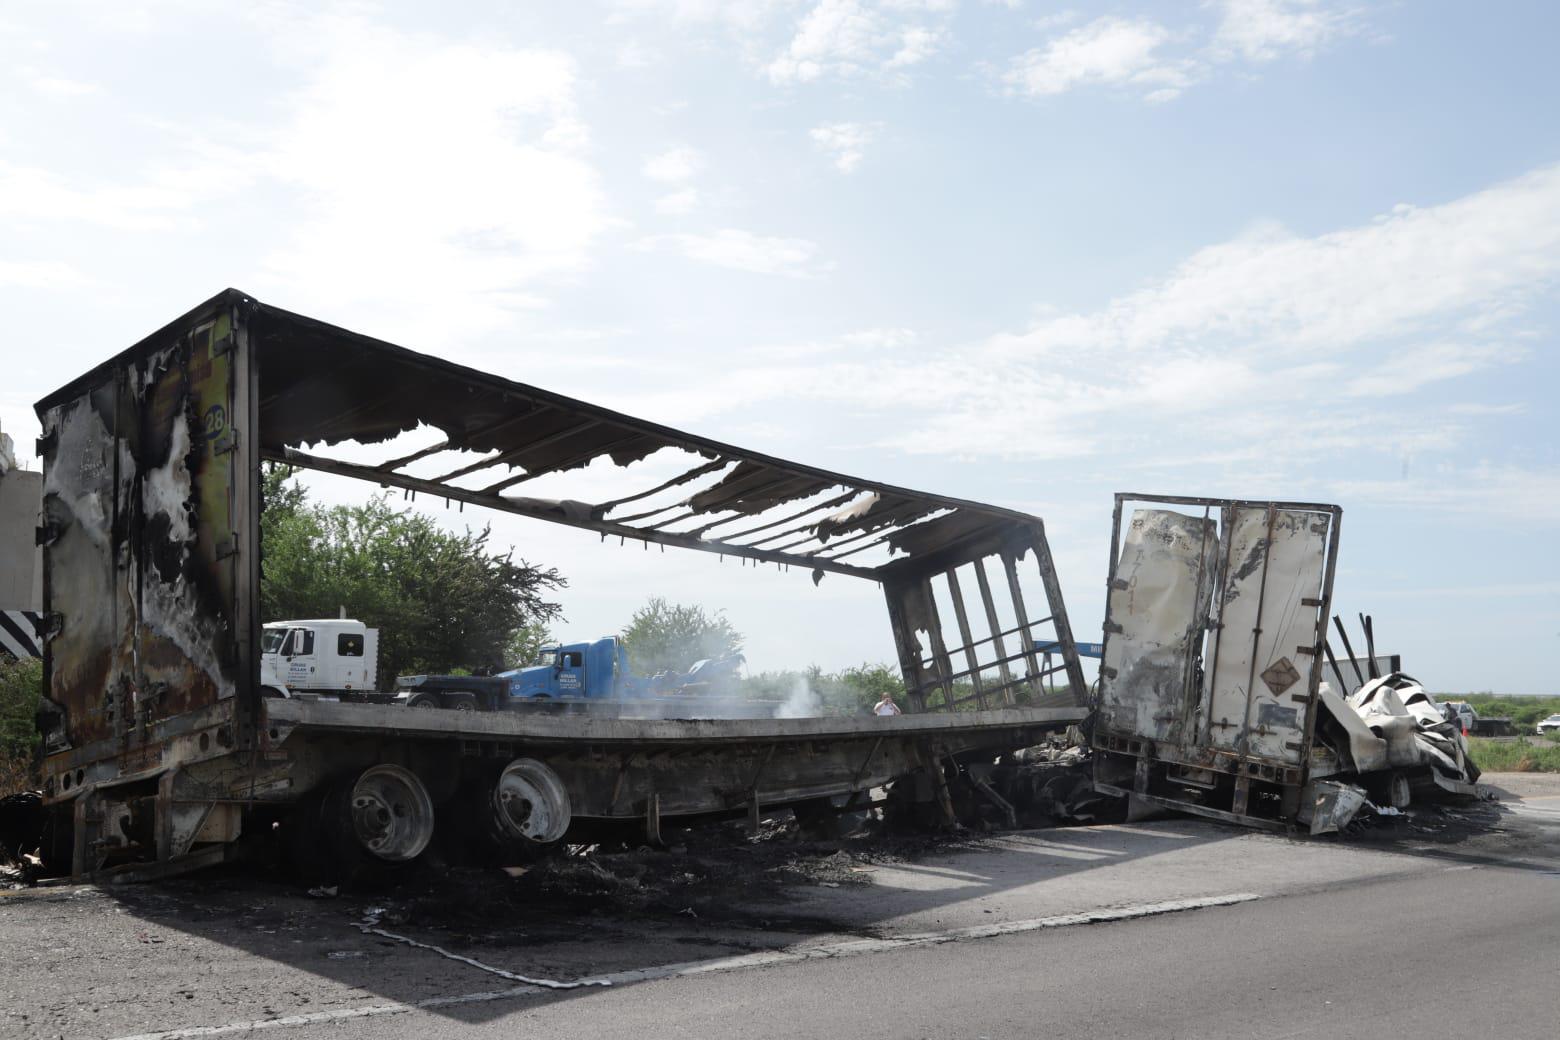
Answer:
[[1, 1, 1556, 692]]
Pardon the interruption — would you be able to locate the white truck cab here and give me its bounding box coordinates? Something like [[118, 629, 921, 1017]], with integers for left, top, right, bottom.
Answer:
[[261, 619, 379, 699]]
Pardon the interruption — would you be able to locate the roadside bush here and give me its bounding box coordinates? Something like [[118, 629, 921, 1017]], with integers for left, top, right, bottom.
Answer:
[[1466, 736, 1560, 774], [0, 656, 43, 796]]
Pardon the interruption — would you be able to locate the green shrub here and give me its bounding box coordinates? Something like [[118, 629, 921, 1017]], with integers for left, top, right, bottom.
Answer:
[[1466, 736, 1560, 773], [0, 656, 42, 795]]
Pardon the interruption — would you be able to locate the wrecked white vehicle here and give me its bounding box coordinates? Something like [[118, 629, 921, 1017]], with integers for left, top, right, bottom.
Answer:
[[1304, 672, 1480, 832]]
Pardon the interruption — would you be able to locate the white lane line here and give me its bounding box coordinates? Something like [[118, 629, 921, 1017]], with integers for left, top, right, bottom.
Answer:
[[357, 926, 610, 990], [108, 892, 1261, 1040]]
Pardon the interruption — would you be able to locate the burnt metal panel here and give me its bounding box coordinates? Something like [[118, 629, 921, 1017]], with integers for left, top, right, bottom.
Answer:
[[882, 524, 1087, 714], [1097, 508, 1218, 743], [36, 300, 254, 764]]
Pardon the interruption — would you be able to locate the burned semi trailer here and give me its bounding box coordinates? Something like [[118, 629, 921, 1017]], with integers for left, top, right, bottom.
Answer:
[[31, 289, 1089, 879], [1091, 494, 1342, 829]]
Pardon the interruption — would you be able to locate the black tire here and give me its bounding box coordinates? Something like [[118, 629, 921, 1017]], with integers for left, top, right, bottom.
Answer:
[[406, 693, 440, 709], [39, 804, 74, 878], [792, 797, 841, 840]]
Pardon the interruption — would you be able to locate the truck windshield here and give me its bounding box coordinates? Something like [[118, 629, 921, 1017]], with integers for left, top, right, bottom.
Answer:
[[262, 629, 286, 654]]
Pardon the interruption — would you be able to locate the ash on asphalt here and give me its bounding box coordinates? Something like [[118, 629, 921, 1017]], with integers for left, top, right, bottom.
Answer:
[[352, 817, 987, 939]]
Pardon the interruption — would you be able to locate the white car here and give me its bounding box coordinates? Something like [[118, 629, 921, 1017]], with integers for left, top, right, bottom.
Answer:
[[1537, 713, 1560, 736]]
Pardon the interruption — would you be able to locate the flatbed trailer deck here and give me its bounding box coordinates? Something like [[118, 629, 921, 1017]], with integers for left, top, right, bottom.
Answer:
[[265, 699, 1085, 819]]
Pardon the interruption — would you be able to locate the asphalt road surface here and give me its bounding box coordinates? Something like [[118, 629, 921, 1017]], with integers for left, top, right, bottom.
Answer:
[[4, 773, 1557, 1040]]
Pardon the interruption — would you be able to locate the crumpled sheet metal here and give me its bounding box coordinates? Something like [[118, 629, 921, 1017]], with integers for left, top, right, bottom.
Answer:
[[1315, 672, 1479, 786], [1305, 779, 1368, 835]]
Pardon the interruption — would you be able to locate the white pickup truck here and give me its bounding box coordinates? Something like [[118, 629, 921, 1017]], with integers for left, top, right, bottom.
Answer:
[[260, 618, 379, 699]]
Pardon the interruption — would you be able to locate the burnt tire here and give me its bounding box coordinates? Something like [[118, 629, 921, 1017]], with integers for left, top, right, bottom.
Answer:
[[287, 782, 369, 884], [286, 766, 437, 885], [791, 797, 842, 840]]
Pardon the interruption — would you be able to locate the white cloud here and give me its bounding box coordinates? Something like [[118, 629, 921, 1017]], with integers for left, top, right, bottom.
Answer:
[[642, 146, 702, 182], [610, 0, 951, 86], [841, 327, 916, 348], [1330, 466, 1560, 524], [0, 153, 252, 232], [654, 188, 701, 215], [616, 41, 661, 68], [0, 259, 92, 289], [1342, 343, 1517, 398], [1003, 16, 1201, 101], [0, 15, 613, 345], [882, 167, 1560, 456], [623, 163, 1560, 472], [18, 68, 99, 97], [987, 166, 1560, 362], [638, 229, 822, 276], [1211, 0, 1359, 63], [256, 23, 611, 344], [766, 0, 948, 84], [1002, 2, 1362, 102], [1446, 403, 1525, 417], [810, 121, 880, 172], [886, 24, 941, 68]]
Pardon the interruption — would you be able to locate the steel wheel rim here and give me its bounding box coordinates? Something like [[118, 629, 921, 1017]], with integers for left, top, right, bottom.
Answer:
[[491, 758, 571, 844], [349, 764, 435, 861]]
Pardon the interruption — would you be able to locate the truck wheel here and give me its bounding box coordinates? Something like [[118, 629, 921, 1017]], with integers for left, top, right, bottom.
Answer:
[[406, 694, 440, 709], [1385, 770, 1412, 810], [447, 695, 476, 712], [488, 758, 571, 846], [348, 764, 436, 862], [792, 797, 842, 840]]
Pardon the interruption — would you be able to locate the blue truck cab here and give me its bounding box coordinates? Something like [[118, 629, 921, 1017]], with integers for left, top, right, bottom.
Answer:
[[499, 637, 631, 701], [395, 636, 744, 710]]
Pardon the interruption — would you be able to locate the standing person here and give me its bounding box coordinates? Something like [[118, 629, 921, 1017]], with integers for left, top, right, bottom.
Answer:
[[874, 692, 902, 717]]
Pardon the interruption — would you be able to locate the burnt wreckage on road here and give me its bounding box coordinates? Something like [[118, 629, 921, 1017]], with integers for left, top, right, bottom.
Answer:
[[1091, 494, 1479, 833], [31, 289, 1089, 879]]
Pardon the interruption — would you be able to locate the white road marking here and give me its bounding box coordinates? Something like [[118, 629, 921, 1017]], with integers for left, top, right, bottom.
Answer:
[[108, 892, 1261, 1040], [1506, 802, 1560, 819], [356, 926, 610, 990]]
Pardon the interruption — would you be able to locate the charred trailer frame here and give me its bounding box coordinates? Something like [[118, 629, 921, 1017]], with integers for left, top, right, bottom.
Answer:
[[1090, 493, 1342, 830], [31, 289, 1089, 879]]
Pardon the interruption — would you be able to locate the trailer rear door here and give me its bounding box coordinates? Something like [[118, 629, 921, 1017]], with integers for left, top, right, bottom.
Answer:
[[1098, 509, 1218, 744], [1203, 505, 1333, 767]]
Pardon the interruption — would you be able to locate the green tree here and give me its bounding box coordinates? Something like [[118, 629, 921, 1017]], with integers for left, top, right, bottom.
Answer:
[[260, 466, 565, 685], [620, 597, 743, 676], [506, 619, 558, 668], [0, 655, 43, 792], [0, 656, 43, 758]]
